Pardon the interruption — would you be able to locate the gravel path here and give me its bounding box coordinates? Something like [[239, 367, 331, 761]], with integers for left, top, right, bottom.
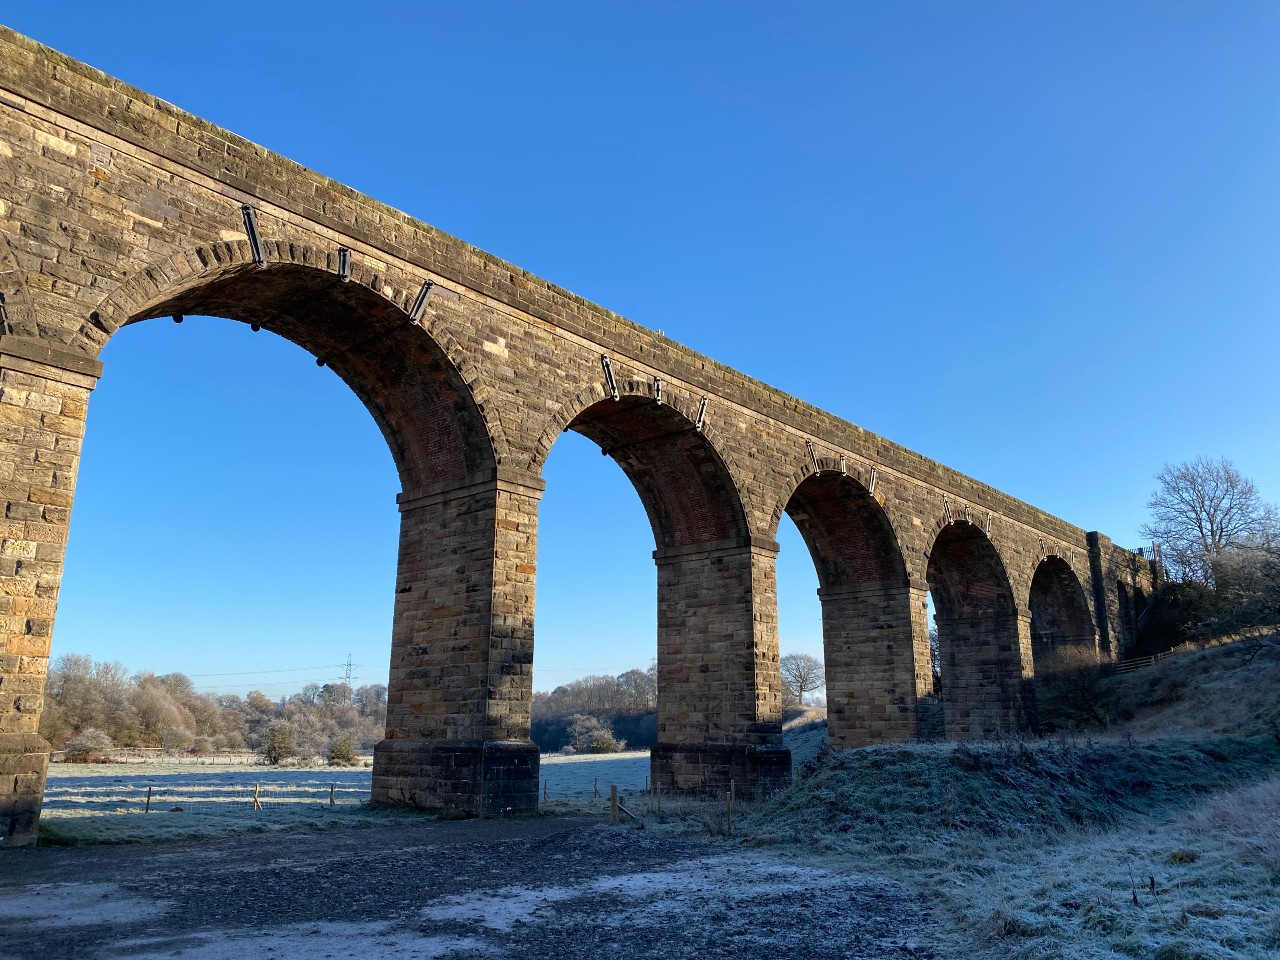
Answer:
[[0, 816, 946, 960]]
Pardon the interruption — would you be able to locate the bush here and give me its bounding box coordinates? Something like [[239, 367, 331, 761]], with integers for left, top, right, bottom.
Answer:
[[328, 733, 359, 766], [62, 728, 114, 763], [567, 714, 626, 753], [161, 728, 193, 753], [258, 722, 297, 765]]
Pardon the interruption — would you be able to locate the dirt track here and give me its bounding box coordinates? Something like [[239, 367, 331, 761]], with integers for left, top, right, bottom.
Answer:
[[0, 815, 944, 959]]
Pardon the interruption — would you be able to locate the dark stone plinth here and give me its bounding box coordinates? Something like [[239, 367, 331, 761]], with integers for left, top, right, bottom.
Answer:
[[650, 741, 792, 800], [370, 739, 540, 817], [0, 733, 49, 848]]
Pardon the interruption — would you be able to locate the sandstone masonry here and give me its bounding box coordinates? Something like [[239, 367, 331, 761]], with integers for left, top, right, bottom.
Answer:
[[0, 28, 1156, 846]]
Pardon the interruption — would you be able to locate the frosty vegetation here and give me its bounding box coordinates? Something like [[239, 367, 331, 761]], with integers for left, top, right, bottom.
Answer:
[[531, 667, 656, 752], [41, 654, 387, 764]]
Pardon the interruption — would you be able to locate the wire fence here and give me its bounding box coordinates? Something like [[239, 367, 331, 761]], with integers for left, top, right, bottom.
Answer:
[[1110, 643, 1195, 675], [42, 773, 372, 815], [43, 751, 775, 832]]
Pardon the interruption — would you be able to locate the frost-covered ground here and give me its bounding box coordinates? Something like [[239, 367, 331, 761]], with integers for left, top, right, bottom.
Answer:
[[38, 752, 655, 845], [745, 735, 1280, 959], [4, 815, 941, 960]]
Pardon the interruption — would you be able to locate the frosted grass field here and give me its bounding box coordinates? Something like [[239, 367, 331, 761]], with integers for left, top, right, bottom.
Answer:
[[44, 767, 374, 814], [39, 751, 654, 844]]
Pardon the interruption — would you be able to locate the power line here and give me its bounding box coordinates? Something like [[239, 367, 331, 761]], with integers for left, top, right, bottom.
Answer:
[[185, 663, 361, 678]]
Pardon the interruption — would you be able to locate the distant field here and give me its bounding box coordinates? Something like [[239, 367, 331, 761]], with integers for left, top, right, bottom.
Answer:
[[39, 750, 655, 845]]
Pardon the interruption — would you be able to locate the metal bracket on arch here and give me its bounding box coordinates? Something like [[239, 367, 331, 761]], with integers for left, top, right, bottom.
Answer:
[[240, 204, 265, 265], [409, 280, 435, 322], [601, 355, 620, 400], [695, 396, 708, 432]]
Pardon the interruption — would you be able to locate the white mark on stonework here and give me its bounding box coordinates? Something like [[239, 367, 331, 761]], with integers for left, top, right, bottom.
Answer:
[[482, 337, 509, 359]]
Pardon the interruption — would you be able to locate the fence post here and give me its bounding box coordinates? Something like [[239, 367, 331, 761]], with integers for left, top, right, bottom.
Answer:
[[330, 783, 335, 807], [144, 785, 151, 813], [253, 784, 262, 811], [610, 784, 618, 826]]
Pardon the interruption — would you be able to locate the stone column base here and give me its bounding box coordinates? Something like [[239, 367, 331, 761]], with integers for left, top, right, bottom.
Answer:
[[370, 739, 539, 817], [1, 733, 49, 848], [650, 742, 791, 799]]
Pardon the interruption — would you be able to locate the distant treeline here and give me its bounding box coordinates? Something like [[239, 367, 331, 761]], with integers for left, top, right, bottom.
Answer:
[[531, 667, 657, 753], [42, 654, 660, 760], [41, 654, 387, 761]]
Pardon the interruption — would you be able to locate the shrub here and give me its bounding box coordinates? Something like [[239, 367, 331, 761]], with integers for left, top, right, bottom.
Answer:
[[258, 722, 297, 765], [328, 732, 359, 766], [567, 714, 626, 753], [161, 728, 193, 754], [62, 728, 114, 763]]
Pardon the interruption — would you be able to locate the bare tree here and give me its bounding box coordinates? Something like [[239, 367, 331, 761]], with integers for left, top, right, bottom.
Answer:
[[1140, 457, 1278, 585], [780, 653, 825, 707]]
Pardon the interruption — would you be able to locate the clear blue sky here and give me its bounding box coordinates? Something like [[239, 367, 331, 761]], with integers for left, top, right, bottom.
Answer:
[[5, 3, 1278, 696]]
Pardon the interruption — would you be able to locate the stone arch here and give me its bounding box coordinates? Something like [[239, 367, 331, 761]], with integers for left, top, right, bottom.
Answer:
[[529, 374, 735, 491], [538, 377, 788, 794], [925, 520, 1027, 737], [1028, 556, 1097, 674], [780, 471, 906, 588], [538, 380, 748, 549], [81, 240, 497, 491], [65, 238, 543, 816], [768, 454, 882, 537], [1134, 585, 1149, 622], [781, 469, 920, 746]]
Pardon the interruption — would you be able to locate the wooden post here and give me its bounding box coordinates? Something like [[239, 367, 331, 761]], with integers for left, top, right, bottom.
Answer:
[[543, 780, 550, 802], [330, 783, 335, 806], [253, 784, 262, 811], [144, 785, 151, 813], [726, 779, 735, 836], [594, 778, 601, 798], [610, 784, 618, 826]]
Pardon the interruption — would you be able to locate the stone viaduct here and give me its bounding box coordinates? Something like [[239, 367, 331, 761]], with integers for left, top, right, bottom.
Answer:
[[0, 28, 1155, 846]]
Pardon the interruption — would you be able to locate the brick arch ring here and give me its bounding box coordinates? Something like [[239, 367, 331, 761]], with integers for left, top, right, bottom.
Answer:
[[768, 454, 903, 536], [74, 237, 508, 461], [922, 510, 1022, 605], [1023, 551, 1091, 611]]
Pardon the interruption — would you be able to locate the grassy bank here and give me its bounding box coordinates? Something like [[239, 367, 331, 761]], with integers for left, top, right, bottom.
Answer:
[[743, 735, 1280, 958], [740, 638, 1280, 959]]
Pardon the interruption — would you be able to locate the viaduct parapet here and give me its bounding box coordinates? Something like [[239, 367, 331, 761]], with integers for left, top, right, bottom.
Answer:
[[0, 28, 1156, 846]]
